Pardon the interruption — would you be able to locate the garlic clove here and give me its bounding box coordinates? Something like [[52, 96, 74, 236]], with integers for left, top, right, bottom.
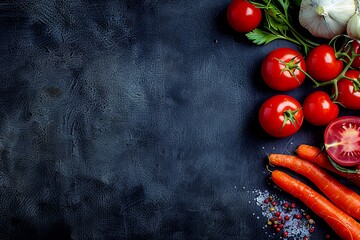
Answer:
[[347, 13, 360, 40]]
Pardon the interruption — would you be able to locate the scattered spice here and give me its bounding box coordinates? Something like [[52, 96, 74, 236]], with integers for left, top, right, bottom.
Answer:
[[254, 189, 316, 239]]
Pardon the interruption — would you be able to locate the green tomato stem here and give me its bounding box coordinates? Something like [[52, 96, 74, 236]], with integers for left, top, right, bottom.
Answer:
[[296, 67, 320, 87]]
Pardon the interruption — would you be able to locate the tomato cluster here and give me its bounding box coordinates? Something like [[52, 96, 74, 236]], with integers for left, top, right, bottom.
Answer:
[[258, 43, 360, 137], [227, 0, 360, 166], [258, 46, 344, 138]]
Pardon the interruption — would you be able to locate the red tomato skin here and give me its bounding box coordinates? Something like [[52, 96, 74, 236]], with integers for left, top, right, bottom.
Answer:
[[335, 70, 360, 110], [303, 91, 339, 126], [324, 116, 360, 166], [261, 48, 306, 91], [227, 0, 262, 33], [259, 95, 303, 138], [306, 45, 343, 82], [351, 40, 360, 69]]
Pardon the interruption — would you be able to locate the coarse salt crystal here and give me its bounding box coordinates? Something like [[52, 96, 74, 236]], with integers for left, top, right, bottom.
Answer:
[[252, 189, 315, 239]]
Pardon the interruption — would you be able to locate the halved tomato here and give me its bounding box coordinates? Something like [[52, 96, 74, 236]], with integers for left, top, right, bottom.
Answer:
[[324, 116, 360, 166]]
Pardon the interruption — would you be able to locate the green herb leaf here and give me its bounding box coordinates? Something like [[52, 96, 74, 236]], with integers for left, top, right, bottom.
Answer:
[[245, 29, 285, 45], [278, 0, 290, 12], [246, 0, 319, 54], [264, 9, 288, 32]]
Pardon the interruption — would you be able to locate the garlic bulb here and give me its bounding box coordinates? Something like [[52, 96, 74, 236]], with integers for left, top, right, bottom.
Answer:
[[347, 13, 360, 40], [347, 0, 360, 40], [299, 0, 356, 39]]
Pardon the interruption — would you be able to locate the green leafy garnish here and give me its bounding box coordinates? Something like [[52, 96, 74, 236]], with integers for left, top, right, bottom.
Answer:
[[247, 0, 319, 54], [246, 29, 287, 45]]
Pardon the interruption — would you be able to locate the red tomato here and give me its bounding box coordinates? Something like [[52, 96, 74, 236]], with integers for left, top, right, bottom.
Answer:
[[324, 116, 360, 166], [227, 0, 262, 33], [259, 95, 303, 138], [306, 45, 343, 82], [261, 48, 306, 91], [335, 70, 360, 110], [350, 40, 360, 69], [302, 91, 339, 126]]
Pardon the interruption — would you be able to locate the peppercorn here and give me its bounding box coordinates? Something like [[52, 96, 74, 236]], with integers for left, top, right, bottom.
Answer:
[[291, 202, 296, 208], [284, 215, 290, 221], [282, 231, 289, 238], [275, 211, 281, 217], [295, 213, 301, 219]]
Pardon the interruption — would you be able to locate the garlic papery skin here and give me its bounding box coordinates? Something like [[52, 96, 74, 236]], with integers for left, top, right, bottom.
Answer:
[[299, 0, 356, 39], [347, 13, 360, 40]]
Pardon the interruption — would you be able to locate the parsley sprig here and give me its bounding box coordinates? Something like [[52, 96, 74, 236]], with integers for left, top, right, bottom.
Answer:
[[246, 0, 319, 54]]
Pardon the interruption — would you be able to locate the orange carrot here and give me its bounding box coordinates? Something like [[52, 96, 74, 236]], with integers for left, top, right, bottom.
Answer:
[[269, 154, 360, 221], [271, 170, 360, 240], [296, 144, 360, 187]]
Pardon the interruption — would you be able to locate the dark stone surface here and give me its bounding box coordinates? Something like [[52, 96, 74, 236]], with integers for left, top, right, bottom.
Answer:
[[0, 0, 344, 239]]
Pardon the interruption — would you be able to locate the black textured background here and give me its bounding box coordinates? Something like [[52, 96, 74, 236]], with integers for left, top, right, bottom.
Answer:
[[0, 0, 348, 239]]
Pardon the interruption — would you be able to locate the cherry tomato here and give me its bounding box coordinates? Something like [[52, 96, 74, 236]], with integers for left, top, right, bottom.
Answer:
[[306, 45, 343, 82], [302, 91, 339, 126], [324, 116, 360, 166], [261, 48, 306, 91], [334, 70, 360, 110], [259, 95, 304, 138], [227, 0, 262, 33], [349, 40, 360, 69]]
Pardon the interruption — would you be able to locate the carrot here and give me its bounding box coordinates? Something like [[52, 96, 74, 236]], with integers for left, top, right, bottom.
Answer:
[[296, 144, 360, 187], [271, 170, 360, 240], [269, 154, 360, 221]]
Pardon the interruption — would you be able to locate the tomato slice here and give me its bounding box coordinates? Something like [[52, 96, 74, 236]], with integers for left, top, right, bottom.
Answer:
[[324, 116, 360, 166]]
